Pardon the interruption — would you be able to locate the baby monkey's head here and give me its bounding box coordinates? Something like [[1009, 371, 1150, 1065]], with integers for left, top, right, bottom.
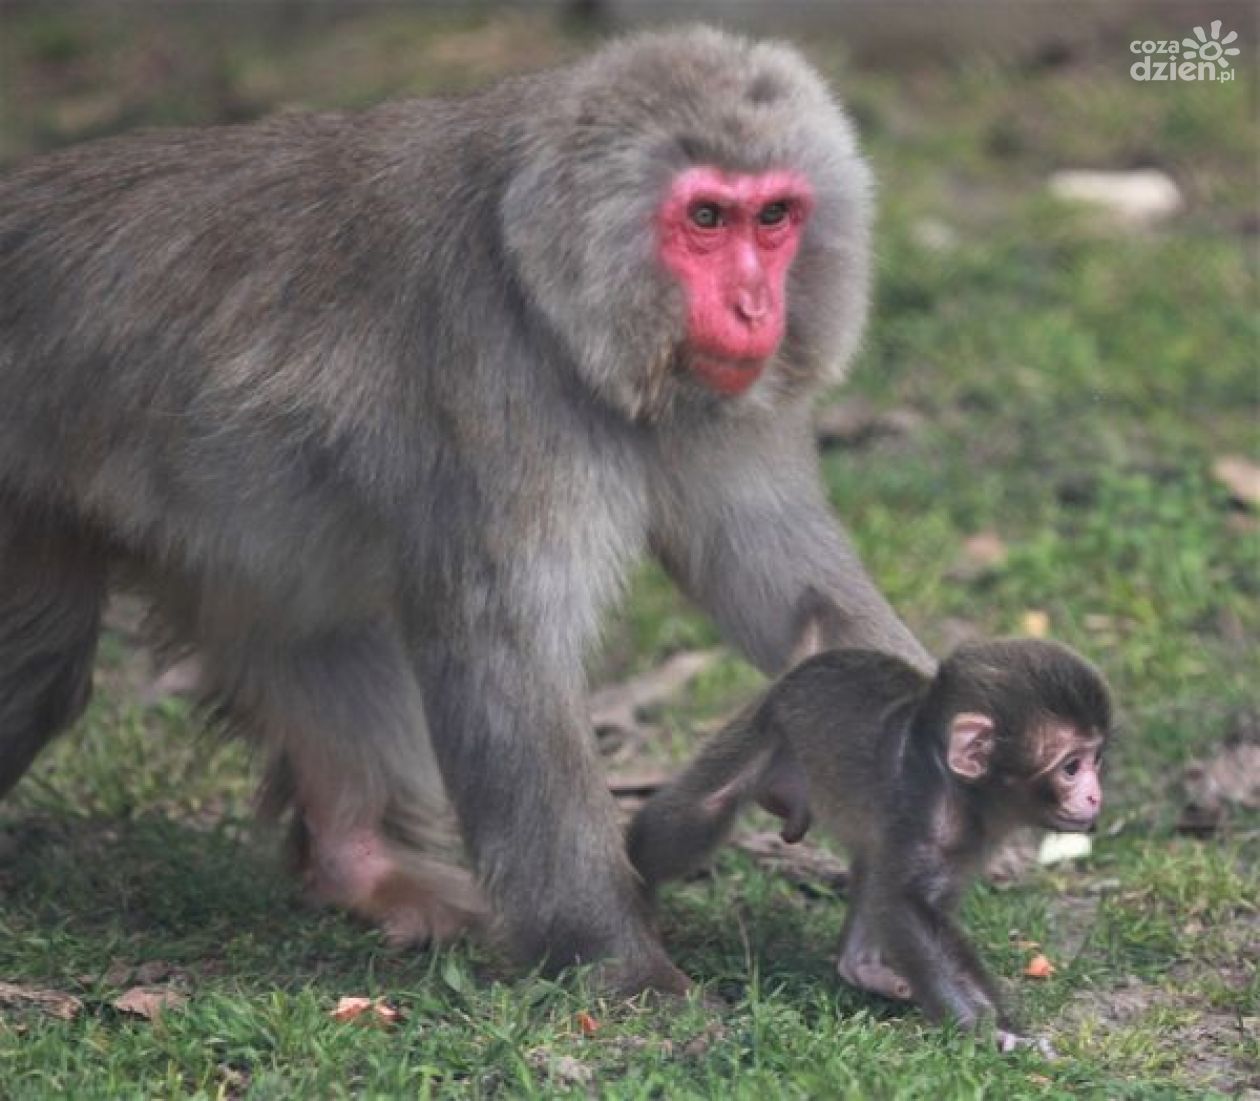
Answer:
[[923, 639, 1113, 832]]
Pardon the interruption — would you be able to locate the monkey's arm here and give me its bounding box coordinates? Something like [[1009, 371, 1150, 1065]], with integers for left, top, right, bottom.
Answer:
[[412, 619, 685, 993], [650, 408, 932, 676], [627, 709, 810, 890]]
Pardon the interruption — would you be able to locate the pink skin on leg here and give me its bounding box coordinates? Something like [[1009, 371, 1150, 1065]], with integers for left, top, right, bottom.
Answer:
[[305, 822, 482, 944], [296, 775, 483, 945], [306, 825, 398, 908], [657, 167, 813, 395]]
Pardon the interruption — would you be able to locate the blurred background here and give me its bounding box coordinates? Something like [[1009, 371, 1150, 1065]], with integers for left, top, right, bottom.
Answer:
[[0, 3, 1256, 1095]]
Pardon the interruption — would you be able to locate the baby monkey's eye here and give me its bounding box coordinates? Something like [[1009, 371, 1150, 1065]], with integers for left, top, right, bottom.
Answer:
[[1062, 757, 1082, 777], [690, 202, 724, 229], [758, 200, 790, 226]]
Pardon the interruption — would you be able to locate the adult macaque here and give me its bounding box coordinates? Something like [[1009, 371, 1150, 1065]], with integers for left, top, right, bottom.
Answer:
[[0, 28, 929, 992], [628, 639, 1112, 1039]]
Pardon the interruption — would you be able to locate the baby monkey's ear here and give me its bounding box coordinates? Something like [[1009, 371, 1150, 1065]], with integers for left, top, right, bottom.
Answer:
[[946, 713, 996, 781]]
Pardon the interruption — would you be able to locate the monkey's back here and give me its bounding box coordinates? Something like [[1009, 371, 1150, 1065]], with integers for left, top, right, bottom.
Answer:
[[0, 79, 566, 610], [762, 649, 925, 850], [0, 91, 514, 458]]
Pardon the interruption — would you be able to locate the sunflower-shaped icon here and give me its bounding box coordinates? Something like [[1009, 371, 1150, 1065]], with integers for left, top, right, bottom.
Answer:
[[1182, 20, 1241, 70]]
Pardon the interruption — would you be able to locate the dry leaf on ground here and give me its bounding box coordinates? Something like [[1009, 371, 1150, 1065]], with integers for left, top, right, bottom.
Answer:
[[948, 531, 1009, 582], [330, 996, 401, 1027], [0, 981, 83, 1020], [133, 960, 177, 985], [113, 985, 188, 1020], [1213, 456, 1260, 509]]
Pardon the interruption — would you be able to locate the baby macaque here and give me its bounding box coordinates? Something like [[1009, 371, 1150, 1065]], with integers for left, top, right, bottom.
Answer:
[[628, 639, 1111, 1045]]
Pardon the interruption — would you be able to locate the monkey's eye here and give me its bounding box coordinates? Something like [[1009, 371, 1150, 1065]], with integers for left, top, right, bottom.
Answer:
[[689, 202, 724, 230], [1062, 756, 1082, 778], [758, 200, 791, 226]]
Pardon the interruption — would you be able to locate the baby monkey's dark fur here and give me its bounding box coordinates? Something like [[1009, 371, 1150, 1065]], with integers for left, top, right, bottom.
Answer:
[[629, 639, 1112, 1042]]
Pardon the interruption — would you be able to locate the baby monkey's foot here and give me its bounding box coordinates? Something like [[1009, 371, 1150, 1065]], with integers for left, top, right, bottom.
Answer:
[[836, 950, 913, 1001]]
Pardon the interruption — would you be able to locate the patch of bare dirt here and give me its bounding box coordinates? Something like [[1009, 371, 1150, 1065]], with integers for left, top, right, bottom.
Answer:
[[1062, 925, 1259, 1096]]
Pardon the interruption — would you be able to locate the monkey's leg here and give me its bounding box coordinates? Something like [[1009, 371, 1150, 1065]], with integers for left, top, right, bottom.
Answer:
[[878, 886, 1009, 1030], [835, 862, 912, 1001], [415, 635, 687, 995], [219, 622, 483, 944], [627, 709, 769, 890], [626, 782, 732, 890], [629, 712, 810, 890], [0, 517, 105, 798], [291, 784, 483, 946]]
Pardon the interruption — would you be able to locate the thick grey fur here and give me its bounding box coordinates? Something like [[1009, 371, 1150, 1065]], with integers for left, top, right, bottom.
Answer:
[[0, 26, 928, 988]]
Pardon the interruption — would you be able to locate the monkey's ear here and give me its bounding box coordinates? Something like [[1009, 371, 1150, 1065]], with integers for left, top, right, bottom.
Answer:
[[946, 713, 996, 781]]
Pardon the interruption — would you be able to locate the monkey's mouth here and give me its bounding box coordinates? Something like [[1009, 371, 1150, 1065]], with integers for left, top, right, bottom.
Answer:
[[690, 355, 767, 396]]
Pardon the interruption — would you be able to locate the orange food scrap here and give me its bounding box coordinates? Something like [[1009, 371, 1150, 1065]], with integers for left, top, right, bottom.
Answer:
[[1024, 954, 1055, 979], [575, 1009, 600, 1036]]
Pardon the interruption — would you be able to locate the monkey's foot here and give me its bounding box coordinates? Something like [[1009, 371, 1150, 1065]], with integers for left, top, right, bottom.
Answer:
[[365, 865, 485, 946], [592, 953, 693, 1000], [305, 827, 485, 945], [836, 952, 912, 1001]]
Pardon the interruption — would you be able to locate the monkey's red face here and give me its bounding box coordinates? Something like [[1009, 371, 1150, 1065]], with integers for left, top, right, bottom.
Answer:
[[658, 167, 813, 395], [1035, 727, 1105, 832]]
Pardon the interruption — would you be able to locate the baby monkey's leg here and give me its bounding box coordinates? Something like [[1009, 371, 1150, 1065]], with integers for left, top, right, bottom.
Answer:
[[835, 859, 912, 1000]]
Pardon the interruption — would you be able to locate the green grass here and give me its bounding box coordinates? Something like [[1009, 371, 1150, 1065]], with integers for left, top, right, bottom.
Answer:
[[1, 7, 1257, 1098]]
